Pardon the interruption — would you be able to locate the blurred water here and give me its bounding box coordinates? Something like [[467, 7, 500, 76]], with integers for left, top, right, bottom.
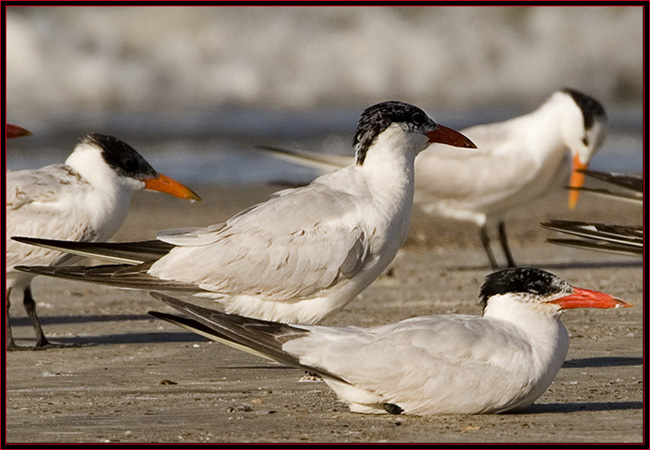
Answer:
[[6, 7, 643, 116], [5, 7, 644, 184], [6, 105, 644, 185]]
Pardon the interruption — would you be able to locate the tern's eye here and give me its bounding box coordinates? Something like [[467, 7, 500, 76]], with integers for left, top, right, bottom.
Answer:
[[412, 111, 426, 126], [582, 136, 589, 147]]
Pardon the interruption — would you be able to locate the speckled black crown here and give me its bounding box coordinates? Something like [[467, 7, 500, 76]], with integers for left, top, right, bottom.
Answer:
[[479, 267, 572, 307], [561, 88, 607, 130], [82, 133, 157, 180], [352, 101, 437, 166]]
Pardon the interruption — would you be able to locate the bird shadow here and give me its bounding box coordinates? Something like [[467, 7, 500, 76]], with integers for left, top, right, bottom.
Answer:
[[526, 401, 642, 414], [8, 332, 203, 348], [562, 356, 642, 368], [11, 314, 153, 326]]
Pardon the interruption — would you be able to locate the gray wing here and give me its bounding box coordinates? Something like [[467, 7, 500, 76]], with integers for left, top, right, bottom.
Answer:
[[149, 172, 372, 299], [7, 166, 97, 269]]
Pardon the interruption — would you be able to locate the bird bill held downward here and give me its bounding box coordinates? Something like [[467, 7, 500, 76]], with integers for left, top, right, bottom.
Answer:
[[144, 173, 202, 202], [426, 124, 477, 149], [568, 155, 589, 209], [549, 287, 632, 310]]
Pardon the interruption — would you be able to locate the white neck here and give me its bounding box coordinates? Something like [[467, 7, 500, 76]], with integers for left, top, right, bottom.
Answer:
[[356, 124, 428, 207], [508, 91, 585, 160], [484, 294, 569, 377], [64, 143, 144, 239]]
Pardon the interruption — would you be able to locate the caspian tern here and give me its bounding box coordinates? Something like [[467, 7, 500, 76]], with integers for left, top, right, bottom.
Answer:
[[15, 101, 476, 325], [7, 133, 201, 350], [257, 89, 608, 269], [148, 267, 631, 416]]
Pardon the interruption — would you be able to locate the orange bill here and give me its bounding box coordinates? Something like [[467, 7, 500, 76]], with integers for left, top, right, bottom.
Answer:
[[7, 124, 32, 139], [549, 287, 632, 310], [568, 155, 588, 209], [144, 173, 202, 202], [426, 124, 477, 149]]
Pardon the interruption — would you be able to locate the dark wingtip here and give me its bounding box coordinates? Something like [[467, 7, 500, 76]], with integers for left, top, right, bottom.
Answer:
[[11, 236, 39, 245], [14, 265, 40, 273]]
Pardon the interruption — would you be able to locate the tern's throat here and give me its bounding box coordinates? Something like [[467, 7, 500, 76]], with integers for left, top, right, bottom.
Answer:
[[483, 295, 569, 371], [356, 128, 425, 206]]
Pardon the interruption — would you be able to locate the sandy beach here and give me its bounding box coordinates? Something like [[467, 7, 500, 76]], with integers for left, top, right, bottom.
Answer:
[[5, 183, 643, 444]]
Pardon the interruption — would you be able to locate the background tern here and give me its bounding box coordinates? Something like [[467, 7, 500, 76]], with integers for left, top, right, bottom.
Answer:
[[148, 267, 631, 416], [7, 133, 201, 350], [15, 101, 476, 325], [257, 89, 608, 269]]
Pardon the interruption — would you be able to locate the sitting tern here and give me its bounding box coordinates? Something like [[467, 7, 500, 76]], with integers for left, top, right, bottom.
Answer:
[[15, 101, 476, 325], [7, 133, 201, 350], [148, 267, 631, 416], [257, 89, 608, 269]]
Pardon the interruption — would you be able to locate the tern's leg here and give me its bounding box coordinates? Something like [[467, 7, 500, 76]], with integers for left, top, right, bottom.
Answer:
[[6, 287, 21, 351], [23, 287, 52, 349], [479, 225, 499, 270], [498, 220, 516, 268]]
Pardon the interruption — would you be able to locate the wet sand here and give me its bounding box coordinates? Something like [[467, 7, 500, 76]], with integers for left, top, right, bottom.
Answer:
[[5, 184, 643, 443]]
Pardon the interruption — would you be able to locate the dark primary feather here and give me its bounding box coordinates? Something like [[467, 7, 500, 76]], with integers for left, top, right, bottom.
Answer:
[[567, 186, 642, 203], [149, 292, 348, 383], [11, 236, 173, 264], [541, 220, 642, 256], [545, 238, 642, 256], [15, 263, 199, 291], [579, 169, 643, 193]]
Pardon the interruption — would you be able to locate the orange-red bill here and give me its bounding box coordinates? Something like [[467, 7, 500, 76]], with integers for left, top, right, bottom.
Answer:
[[426, 124, 477, 149], [144, 173, 202, 202], [7, 124, 32, 139], [568, 155, 588, 209], [549, 287, 632, 310]]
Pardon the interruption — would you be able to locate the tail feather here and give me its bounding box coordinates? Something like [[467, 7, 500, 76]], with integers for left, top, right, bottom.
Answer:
[[580, 169, 643, 193], [149, 292, 347, 383], [546, 238, 642, 256], [255, 145, 349, 172], [542, 220, 642, 256], [14, 263, 201, 291], [11, 237, 173, 264], [567, 186, 642, 204]]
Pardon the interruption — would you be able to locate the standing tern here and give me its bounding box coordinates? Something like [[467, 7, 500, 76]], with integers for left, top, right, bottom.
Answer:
[[6, 133, 201, 350], [257, 89, 607, 269], [148, 267, 631, 416], [15, 101, 476, 325]]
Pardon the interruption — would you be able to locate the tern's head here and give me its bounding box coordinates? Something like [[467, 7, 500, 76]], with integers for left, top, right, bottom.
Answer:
[[353, 101, 476, 166], [553, 89, 607, 209], [65, 133, 201, 201], [479, 267, 630, 316]]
